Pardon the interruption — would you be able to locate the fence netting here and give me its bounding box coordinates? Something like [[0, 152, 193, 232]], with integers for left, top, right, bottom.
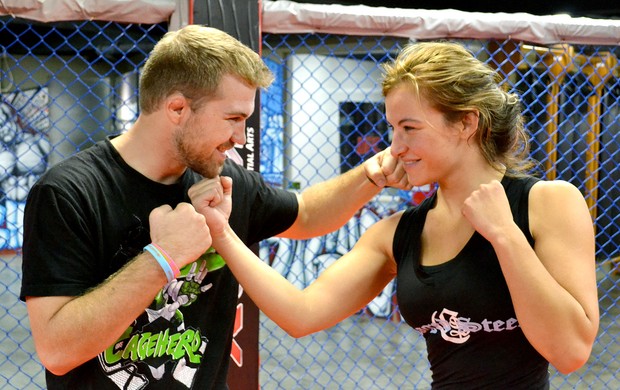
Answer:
[[0, 16, 618, 390], [258, 33, 619, 389]]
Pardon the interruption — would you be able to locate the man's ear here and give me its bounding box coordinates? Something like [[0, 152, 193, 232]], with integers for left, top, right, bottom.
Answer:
[[165, 93, 190, 125], [460, 110, 480, 138]]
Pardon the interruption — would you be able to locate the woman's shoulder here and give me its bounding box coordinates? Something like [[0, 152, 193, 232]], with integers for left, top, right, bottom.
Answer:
[[528, 179, 590, 236], [529, 179, 585, 202], [356, 210, 405, 259]]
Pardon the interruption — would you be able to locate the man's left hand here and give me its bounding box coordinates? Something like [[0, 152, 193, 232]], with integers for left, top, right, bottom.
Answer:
[[364, 147, 411, 190]]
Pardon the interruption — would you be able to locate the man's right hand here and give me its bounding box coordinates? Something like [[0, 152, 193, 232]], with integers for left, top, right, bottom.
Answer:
[[148, 202, 212, 268]]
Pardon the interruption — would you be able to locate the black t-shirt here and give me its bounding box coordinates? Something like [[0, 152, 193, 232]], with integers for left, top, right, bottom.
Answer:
[[393, 175, 550, 389], [20, 139, 298, 389]]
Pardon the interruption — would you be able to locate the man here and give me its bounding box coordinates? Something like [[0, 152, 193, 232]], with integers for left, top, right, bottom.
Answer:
[[20, 25, 408, 389]]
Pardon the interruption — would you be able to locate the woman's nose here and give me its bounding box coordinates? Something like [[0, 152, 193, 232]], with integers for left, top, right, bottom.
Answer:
[[390, 130, 405, 156]]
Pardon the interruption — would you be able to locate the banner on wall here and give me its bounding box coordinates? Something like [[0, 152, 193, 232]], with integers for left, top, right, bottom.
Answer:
[[260, 58, 285, 188], [338, 101, 389, 174], [0, 87, 51, 250], [192, 0, 262, 388]]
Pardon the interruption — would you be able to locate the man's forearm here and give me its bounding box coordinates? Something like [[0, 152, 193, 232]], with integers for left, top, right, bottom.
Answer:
[[28, 252, 168, 375], [282, 163, 381, 239]]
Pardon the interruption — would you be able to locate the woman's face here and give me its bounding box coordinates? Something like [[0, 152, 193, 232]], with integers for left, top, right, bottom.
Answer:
[[385, 84, 464, 186]]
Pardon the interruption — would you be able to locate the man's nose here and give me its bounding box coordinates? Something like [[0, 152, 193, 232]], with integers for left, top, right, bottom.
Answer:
[[231, 124, 246, 146]]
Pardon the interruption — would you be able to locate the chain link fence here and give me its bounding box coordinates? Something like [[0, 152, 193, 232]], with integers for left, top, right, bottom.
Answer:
[[0, 11, 618, 390], [0, 18, 168, 389], [258, 33, 619, 389]]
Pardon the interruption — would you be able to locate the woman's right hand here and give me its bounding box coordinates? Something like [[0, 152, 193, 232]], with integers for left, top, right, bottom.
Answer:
[[189, 176, 233, 240]]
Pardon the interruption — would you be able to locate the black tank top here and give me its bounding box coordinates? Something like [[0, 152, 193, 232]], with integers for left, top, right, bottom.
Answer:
[[393, 175, 550, 389]]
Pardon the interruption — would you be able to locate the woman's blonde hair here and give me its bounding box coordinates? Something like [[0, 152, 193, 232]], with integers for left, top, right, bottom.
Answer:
[[139, 25, 274, 114], [382, 41, 535, 175]]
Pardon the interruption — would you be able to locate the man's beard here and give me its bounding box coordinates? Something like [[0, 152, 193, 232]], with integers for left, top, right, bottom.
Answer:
[[186, 155, 224, 179], [174, 134, 225, 179]]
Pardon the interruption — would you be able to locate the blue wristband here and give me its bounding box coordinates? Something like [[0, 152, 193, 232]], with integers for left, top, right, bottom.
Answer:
[[144, 243, 175, 282]]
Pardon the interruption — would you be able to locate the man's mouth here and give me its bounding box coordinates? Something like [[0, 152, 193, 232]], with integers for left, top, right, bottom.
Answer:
[[224, 148, 244, 165]]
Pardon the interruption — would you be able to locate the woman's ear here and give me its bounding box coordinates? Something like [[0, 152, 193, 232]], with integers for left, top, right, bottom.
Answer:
[[460, 110, 479, 138]]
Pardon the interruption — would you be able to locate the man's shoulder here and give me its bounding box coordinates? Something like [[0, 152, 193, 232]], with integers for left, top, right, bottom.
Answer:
[[221, 159, 259, 185], [37, 141, 110, 186]]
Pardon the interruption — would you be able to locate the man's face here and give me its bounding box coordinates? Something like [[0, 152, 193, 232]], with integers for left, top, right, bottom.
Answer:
[[175, 74, 256, 178]]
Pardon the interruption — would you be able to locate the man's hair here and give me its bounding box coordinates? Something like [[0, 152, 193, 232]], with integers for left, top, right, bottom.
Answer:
[[139, 25, 274, 113]]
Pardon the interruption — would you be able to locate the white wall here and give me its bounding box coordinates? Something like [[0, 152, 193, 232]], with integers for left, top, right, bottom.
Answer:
[[286, 54, 384, 189]]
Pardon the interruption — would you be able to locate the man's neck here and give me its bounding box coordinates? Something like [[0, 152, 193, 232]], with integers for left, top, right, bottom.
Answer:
[[110, 127, 186, 185]]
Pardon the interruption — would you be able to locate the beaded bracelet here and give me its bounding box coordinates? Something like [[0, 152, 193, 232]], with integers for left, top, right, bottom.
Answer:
[[144, 243, 180, 282]]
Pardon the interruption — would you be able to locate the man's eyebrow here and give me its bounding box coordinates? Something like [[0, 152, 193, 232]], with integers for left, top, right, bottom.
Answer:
[[225, 111, 250, 118]]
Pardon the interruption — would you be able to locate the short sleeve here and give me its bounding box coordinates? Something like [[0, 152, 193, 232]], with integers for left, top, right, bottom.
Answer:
[[222, 161, 298, 245], [20, 183, 99, 300]]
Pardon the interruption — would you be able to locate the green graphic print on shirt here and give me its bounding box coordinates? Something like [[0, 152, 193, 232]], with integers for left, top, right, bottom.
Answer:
[[99, 249, 225, 389]]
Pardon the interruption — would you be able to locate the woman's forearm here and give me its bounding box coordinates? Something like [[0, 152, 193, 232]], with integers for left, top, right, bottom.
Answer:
[[213, 226, 315, 336]]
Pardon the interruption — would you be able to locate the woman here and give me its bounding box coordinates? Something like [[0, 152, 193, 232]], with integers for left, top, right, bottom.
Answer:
[[196, 41, 599, 388]]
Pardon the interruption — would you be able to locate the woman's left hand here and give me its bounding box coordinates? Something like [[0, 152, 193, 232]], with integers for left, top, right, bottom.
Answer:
[[462, 179, 516, 242]]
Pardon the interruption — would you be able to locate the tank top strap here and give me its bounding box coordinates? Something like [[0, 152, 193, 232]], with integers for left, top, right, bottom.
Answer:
[[501, 175, 540, 246]]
